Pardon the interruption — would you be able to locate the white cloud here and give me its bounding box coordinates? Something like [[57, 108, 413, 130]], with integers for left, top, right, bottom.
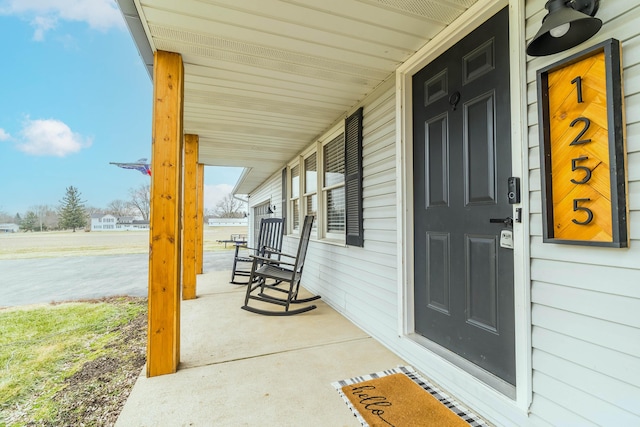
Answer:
[[1, 0, 125, 40], [17, 118, 92, 157], [204, 184, 234, 211], [31, 15, 56, 41], [0, 128, 10, 141]]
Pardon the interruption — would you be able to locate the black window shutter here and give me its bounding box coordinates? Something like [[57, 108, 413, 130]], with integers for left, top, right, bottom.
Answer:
[[344, 107, 364, 247], [281, 167, 287, 235]]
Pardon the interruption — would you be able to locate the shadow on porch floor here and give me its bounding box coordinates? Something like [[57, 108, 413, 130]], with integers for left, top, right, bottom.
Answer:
[[116, 270, 406, 426]]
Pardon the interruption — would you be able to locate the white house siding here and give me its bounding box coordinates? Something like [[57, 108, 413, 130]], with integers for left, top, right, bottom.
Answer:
[[249, 178, 282, 215], [526, 1, 640, 425], [247, 174, 283, 247], [269, 79, 400, 342]]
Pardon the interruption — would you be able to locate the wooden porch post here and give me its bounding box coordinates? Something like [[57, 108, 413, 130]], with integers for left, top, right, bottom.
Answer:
[[196, 163, 204, 274], [182, 134, 198, 300], [147, 50, 184, 377]]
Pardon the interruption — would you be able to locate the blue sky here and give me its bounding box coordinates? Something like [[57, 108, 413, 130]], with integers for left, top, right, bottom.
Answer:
[[0, 0, 241, 217]]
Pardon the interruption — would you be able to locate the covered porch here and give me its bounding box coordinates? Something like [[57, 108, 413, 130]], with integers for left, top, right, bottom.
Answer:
[[115, 0, 529, 424], [116, 268, 407, 425], [115, 0, 499, 378]]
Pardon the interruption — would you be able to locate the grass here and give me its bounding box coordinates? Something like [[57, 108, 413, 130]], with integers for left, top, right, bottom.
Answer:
[[0, 297, 147, 426], [0, 228, 243, 259]]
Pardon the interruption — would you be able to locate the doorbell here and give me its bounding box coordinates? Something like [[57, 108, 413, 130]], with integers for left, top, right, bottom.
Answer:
[[507, 177, 520, 204]]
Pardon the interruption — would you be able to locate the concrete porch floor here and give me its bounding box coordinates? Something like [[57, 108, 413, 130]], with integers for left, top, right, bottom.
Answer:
[[116, 270, 407, 426]]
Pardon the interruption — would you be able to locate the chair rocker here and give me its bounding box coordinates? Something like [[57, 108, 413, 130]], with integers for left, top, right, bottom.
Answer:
[[230, 217, 284, 285], [241, 215, 320, 316]]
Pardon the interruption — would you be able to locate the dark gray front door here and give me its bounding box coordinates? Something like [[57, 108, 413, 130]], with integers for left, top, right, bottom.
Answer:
[[412, 7, 515, 385]]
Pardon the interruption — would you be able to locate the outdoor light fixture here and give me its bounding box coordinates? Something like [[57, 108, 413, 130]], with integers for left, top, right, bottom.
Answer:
[[526, 0, 602, 56]]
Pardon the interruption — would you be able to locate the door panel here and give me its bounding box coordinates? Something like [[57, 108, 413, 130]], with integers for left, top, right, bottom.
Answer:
[[465, 235, 498, 332], [426, 114, 449, 207], [465, 92, 496, 205], [413, 7, 515, 386], [426, 232, 450, 314]]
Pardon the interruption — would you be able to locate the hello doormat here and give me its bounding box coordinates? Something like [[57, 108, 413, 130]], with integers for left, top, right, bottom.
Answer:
[[332, 366, 488, 427]]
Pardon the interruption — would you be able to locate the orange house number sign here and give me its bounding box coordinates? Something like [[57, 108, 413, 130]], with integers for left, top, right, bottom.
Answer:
[[537, 39, 629, 247]]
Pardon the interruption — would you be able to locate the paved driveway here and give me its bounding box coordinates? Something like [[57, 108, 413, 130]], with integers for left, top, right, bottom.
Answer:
[[0, 251, 234, 307]]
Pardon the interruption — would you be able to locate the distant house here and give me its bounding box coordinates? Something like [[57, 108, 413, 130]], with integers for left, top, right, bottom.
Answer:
[[0, 223, 19, 233], [207, 218, 247, 227], [90, 214, 149, 231]]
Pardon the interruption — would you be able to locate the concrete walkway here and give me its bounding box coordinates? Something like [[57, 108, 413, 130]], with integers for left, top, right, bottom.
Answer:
[[116, 270, 407, 426]]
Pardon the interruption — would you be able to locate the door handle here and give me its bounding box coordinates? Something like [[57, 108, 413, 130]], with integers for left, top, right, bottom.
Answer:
[[489, 217, 513, 227]]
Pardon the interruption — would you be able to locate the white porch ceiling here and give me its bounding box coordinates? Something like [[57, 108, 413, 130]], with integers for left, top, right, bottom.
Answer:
[[117, 0, 479, 193]]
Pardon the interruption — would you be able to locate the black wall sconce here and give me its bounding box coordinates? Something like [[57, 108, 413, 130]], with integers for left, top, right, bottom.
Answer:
[[527, 0, 602, 56], [267, 205, 276, 214]]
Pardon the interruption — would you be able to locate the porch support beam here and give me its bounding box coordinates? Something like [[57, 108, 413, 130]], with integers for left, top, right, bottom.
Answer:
[[196, 163, 204, 274], [147, 50, 184, 377], [182, 134, 199, 300]]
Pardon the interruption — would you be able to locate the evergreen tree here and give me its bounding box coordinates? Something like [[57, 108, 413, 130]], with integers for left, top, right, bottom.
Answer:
[[58, 186, 87, 232], [20, 211, 38, 232]]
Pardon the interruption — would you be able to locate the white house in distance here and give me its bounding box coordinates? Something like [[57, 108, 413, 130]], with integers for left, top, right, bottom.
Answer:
[[119, 0, 640, 425], [0, 223, 19, 233], [90, 214, 149, 231], [207, 217, 248, 227]]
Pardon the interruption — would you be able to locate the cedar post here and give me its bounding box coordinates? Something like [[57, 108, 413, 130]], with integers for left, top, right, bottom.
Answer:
[[182, 134, 198, 300], [196, 163, 205, 274], [147, 50, 184, 377]]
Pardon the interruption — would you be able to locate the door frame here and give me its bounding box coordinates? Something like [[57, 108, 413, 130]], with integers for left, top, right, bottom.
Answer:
[[395, 0, 532, 419]]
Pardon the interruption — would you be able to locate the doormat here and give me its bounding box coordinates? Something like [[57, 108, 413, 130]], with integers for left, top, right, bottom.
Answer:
[[332, 366, 488, 427]]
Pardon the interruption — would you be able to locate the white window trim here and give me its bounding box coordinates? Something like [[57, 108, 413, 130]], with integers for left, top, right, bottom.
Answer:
[[289, 161, 301, 234], [287, 124, 346, 243], [322, 128, 346, 241], [302, 150, 319, 238]]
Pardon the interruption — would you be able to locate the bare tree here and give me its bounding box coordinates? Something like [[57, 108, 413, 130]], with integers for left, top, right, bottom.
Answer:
[[31, 204, 56, 231], [106, 199, 135, 217], [128, 183, 150, 220], [43, 209, 59, 230], [213, 193, 246, 218], [0, 208, 13, 223]]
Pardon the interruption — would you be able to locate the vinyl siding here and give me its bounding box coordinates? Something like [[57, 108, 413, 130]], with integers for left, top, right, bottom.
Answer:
[[247, 173, 283, 246], [257, 78, 399, 342], [526, 0, 640, 425], [307, 81, 397, 339]]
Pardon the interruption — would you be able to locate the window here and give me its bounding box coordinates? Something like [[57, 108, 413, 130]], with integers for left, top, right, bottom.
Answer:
[[281, 168, 287, 235], [287, 108, 363, 245], [290, 164, 300, 232], [323, 134, 345, 236], [304, 153, 318, 232]]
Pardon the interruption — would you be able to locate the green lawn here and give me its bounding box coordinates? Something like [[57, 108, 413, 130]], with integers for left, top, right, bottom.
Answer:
[[0, 297, 146, 426]]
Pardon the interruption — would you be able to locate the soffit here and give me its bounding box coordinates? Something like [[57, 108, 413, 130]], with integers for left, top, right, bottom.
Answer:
[[125, 0, 479, 193]]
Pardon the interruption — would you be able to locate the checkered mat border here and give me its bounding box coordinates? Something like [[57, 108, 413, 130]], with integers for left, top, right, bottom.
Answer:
[[331, 366, 489, 427]]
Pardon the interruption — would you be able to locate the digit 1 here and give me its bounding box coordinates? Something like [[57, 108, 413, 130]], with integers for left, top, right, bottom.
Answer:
[[571, 76, 583, 103]]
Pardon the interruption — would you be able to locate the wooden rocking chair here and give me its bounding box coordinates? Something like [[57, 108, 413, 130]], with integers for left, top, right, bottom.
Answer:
[[241, 215, 320, 316], [230, 217, 284, 284]]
